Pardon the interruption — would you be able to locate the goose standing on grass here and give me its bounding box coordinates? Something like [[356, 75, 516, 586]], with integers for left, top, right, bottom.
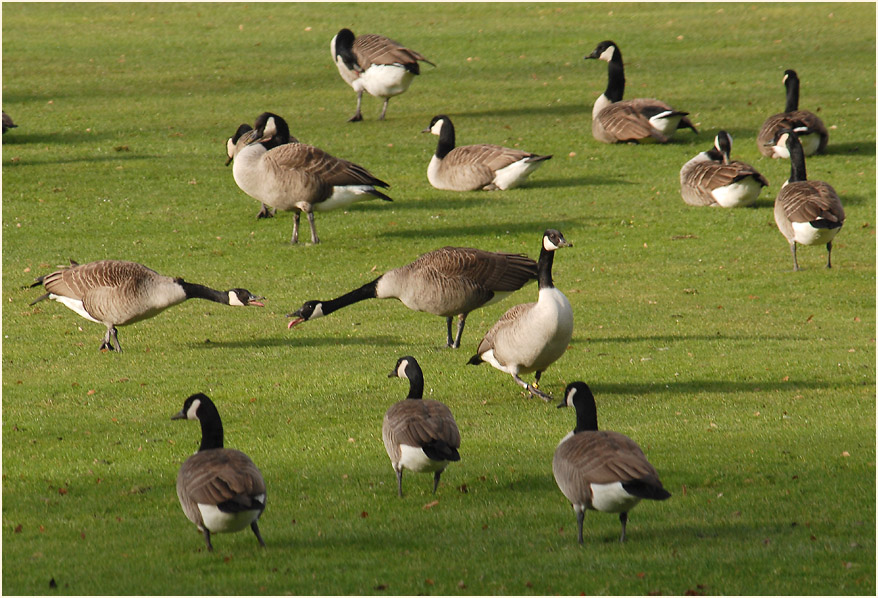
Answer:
[[423, 115, 552, 191], [770, 129, 845, 271], [467, 229, 573, 401], [585, 40, 697, 144], [29, 260, 264, 352], [172, 393, 266, 551], [287, 246, 538, 348], [680, 130, 769, 207], [226, 122, 298, 219], [2, 111, 17, 134], [331, 28, 435, 122], [553, 382, 671, 544], [229, 112, 392, 244], [758, 69, 828, 158], [384, 356, 461, 496]]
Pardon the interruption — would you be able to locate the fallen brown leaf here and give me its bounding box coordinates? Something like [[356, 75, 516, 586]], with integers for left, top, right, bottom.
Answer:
[[423, 500, 439, 510]]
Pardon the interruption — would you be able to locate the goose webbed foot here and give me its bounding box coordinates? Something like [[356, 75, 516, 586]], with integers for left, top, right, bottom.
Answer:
[[251, 521, 266, 547], [255, 204, 275, 219], [100, 327, 122, 352], [203, 528, 214, 551]]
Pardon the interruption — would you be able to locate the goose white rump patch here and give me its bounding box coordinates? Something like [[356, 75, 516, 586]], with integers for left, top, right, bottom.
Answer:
[[492, 158, 543, 190], [712, 178, 764, 208], [197, 495, 264, 533], [398, 444, 447, 473], [589, 482, 642, 513], [317, 186, 382, 211], [358, 64, 415, 98], [50, 295, 101, 324], [792, 221, 841, 246]]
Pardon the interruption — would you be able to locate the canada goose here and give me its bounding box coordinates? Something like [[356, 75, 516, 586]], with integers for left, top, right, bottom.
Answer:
[[287, 246, 538, 348], [230, 112, 392, 244], [758, 69, 828, 159], [2, 111, 17, 134], [680, 130, 769, 207], [553, 382, 670, 544], [423, 115, 552, 191], [467, 229, 573, 401], [172, 393, 266, 551], [29, 260, 264, 352], [769, 129, 845, 271], [226, 122, 299, 219], [585, 40, 697, 144], [384, 356, 461, 496], [331, 28, 435, 122]]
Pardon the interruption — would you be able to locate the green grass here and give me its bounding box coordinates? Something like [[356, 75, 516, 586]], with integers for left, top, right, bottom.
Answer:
[[2, 2, 875, 595]]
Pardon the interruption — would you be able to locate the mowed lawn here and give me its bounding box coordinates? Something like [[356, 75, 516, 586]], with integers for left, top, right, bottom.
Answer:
[[2, 2, 875, 595]]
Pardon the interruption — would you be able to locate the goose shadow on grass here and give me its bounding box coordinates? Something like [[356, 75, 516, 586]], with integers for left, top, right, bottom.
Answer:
[[379, 218, 584, 240], [189, 334, 402, 349], [589, 378, 836, 396]]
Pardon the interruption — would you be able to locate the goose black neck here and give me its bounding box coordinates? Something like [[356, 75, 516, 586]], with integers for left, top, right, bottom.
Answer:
[[604, 53, 626, 103], [179, 281, 229, 304], [322, 277, 381, 316], [196, 401, 224, 451], [537, 246, 557, 289], [404, 366, 424, 400], [787, 135, 807, 183], [435, 120, 456, 159], [784, 76, 800, 113], [573, 399, 599, 434]]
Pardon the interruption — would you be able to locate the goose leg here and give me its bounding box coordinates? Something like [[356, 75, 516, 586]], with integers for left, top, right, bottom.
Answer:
[[379, 98, 390, 121], [576, 508, 585, 545], [306, 212, 320, 244], [292, 212, 301, 244], [256, 203, 275, 219], [445, 317, 454, 348], [348, 91, 364, 122], [432, 471, 441, 494], [512, 373, 552, 401], [251, 520, 266, 547], [825, 241, 833, 268], [451, 313, 466, 349], [203, 528, 214, 551], [395, 468, 404, 497], [619, 512, 628, 543], [790, 242, 799, 271], [100, 326, 122, 353]]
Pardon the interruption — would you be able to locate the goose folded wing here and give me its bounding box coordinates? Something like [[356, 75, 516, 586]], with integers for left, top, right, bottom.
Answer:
[[179, 450, 265, 507]]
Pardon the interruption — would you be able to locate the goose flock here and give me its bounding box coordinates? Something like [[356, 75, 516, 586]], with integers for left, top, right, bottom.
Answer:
[[18, 29, 851, 551]]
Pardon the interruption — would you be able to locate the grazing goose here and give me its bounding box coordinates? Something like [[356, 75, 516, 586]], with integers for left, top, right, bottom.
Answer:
[[172, 393, 266, 551], [585, 40, 697, 144], [680, 130, 769, 207], [2, 111, 17, 134], [423, 115, 552, 191], [226, 122, 298, 219], [29, 260, 264, 352], [467, 229, 573, 401], [769, 129, 845, 271], [758, 69, 828, 158], [230, 112, 392, 244], [287, 246, 538, 348], [331, 28, 435, 122], [553, 382, 671, 544], [384, 356, 461, 496]]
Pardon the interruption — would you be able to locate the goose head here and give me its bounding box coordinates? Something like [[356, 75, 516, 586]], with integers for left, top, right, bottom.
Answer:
[[557, 381, 599, 432], [172, 392, 212, 422], [228, 289, 265, 307], [388, 355, 420, 380], [585, 40, 619, 62], [714, 131, 733, 164], [542, 229, 572, 252], [423, 114, 450, 136], [286, 300, 324, 328], [250, 112, 293, 147], [225, 123, 254, 166]]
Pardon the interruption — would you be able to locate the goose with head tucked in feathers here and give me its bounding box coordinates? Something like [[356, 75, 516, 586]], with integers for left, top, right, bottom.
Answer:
[[553, 381, 670, 544], [467, 229, 573, 401], [384, 356, 461, 497], [585, 40, 697, 144], [770, 129, 844, 271], [229, 112, 392, 244], [287, 246, 538, 348], [423, 115, 552, 191], [758, 69, 828, 159], [172, 393, 266, 551], [226, 122, 298, 219], [680, 130, 769, 207], [331, 28, 435, 122], [29, 260, 263, 352]]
